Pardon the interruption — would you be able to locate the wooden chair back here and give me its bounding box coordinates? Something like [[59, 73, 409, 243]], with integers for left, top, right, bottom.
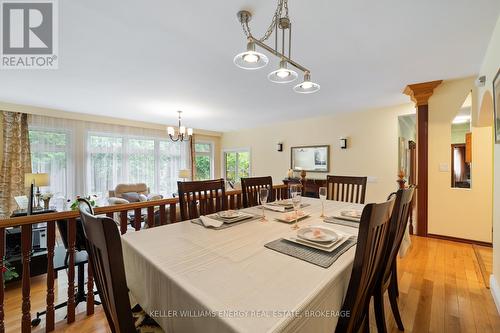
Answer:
[[241, 176, 274, 208], [78, 200, 135, 333], [335, 199, 395, 333], [178, 179, 228, 221], [326, 175, 367, 204], [381, 186, 415, 283]]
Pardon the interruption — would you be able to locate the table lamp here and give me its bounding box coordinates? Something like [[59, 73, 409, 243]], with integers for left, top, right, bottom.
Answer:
[[24, 173, 50, 213], [178, 169, 190, 182]]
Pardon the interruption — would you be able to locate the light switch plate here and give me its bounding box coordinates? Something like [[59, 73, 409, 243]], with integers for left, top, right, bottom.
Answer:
[[367, 176, 377, 183], [439, 163, 449, 172]]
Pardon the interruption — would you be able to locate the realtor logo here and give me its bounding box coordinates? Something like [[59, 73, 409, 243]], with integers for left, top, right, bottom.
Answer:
[[1, 0, 58, 69]]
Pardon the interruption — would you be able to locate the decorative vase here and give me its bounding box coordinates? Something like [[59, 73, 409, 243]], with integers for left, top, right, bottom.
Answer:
[[43, 198, 50, 210]]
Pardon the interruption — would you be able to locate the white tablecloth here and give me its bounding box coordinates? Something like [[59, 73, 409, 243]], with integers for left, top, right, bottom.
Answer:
[[122, 198, 365, 333]]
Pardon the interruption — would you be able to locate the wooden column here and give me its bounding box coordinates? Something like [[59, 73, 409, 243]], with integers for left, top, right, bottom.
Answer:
[[403, 80, 441, 237]]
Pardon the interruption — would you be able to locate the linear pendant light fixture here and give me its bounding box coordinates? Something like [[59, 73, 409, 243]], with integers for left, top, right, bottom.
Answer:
[[233, 0, 320, 94]]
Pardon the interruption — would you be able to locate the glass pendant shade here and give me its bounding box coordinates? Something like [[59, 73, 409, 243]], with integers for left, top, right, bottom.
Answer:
[[233, 41, 268, 70], [267, 59, 298, 83], [293, 72, 320, 94]]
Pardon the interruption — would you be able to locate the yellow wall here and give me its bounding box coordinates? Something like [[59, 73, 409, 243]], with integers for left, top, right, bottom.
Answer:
[[221, 104, 415, 203], [428, 77, 493, 243], [477, 14, 500, 305]]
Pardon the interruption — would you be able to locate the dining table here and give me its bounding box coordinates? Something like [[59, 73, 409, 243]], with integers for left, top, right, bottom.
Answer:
[[121, 197, 372, 333]]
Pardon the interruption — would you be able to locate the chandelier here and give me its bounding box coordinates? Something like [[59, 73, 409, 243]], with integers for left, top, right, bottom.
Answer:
[[233, 0, 320, 94], [167, 111, 193, 142]]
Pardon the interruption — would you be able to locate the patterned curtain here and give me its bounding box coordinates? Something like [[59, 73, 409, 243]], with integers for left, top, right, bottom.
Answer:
[[0, 112, 32, 219]]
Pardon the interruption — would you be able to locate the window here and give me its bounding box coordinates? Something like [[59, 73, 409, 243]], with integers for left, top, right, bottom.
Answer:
[[87, 134, 123, 197], [194, 142, 214, 180], [224, 149, 250, 183], [87, 133, 189, 198], [29, 128, 73, 198]]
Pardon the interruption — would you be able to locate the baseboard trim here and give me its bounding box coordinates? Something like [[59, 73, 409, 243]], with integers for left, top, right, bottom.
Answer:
[[490, 275, 500, 315], [427, 233, 492, 247]]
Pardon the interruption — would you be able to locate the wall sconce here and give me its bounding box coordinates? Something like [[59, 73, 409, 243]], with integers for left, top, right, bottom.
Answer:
[[276, 142, 283, 152], [340, 137, 347, 149]]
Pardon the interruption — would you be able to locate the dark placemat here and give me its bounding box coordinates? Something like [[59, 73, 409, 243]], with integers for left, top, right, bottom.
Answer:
[[191, 214, 260, 230], [264, 236, 357, 268], [323, 217, 360, 228]]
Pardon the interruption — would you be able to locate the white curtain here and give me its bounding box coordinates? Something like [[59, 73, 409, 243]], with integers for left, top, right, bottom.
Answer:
[[28, 114, 191, 200]]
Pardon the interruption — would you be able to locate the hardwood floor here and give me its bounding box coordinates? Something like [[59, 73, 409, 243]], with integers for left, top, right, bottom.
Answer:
[[4, 236, 499, 332]]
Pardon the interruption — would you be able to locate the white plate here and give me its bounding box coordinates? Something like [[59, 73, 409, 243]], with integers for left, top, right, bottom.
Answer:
[[297, 226, 338, 243], [284, 234, 349, 253], [217, 210, 241, 219]]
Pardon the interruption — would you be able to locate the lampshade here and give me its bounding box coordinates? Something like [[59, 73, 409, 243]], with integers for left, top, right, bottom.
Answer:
[[24, 173, 50, 188], [268, 59, 298, 84], [293, 72, 320, 94], [233, 41, 268, 70], [178, 169, 190, 179]]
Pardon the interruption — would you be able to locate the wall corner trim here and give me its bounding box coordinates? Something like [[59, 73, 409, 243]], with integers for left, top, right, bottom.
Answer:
[[490, 274, 500, 315]]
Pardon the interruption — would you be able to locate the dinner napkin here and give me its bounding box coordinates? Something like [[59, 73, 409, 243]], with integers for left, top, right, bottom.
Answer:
[[199, 215, 224, 228], [263, 204, 287, 212]]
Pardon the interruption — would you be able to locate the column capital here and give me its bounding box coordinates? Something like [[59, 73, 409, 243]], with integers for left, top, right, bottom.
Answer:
[[403, 80, 442, 106]]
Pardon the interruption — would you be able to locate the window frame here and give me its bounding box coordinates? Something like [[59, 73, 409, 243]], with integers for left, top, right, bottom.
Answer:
[[194, 140, 214, 180], [29, 126, 75, 198], [222, 147, 251, 183], [86, 131, 189, 197]]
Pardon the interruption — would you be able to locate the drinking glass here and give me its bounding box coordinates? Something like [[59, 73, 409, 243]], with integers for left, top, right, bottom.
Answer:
[[260, 188, 269, 222], [291, 192, 302, 230], [289, 184, 300, 199], [319, 187, 327, 218]]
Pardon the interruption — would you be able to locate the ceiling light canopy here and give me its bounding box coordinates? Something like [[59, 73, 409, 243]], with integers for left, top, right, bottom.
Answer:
[[234, 1, 319, 94]]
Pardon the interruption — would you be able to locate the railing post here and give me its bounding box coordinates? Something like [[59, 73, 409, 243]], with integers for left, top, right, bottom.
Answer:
[[46, 221, 56, 331], [66, 218, 76, 323], [21, 225, 32, 333], [120, 211, 128, 234], [86, 262, 94, 315], [134, 209, 141, 231], [159, 205, 166, 225], [147, 206, 155, 228]]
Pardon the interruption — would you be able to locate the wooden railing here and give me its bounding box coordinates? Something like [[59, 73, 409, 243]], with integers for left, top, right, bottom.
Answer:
[[0, 184, 290, 332]]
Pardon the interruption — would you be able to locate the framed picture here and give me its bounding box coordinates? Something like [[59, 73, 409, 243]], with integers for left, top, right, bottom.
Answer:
[[290, 145, 330, 172], [494, 68, 500, 143]]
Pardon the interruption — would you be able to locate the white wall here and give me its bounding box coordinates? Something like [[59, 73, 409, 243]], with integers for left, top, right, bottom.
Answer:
[[222, 104, 415, 203], [428, 77, 493, 243], [477, 14, 500, 311]]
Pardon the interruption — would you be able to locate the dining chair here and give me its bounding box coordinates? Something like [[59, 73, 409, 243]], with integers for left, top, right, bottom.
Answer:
[[241, 176, 274, 208], [335, 198, 395, 333], [78, 199, 136, 332], [78, 199, 162, 333], [326, 175, 367, 204], [373, 186, 415, 333], [177, 179, 228, 221]]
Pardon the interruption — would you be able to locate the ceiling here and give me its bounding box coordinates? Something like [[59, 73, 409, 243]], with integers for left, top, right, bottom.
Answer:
[[0, 0, 499, 132]]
